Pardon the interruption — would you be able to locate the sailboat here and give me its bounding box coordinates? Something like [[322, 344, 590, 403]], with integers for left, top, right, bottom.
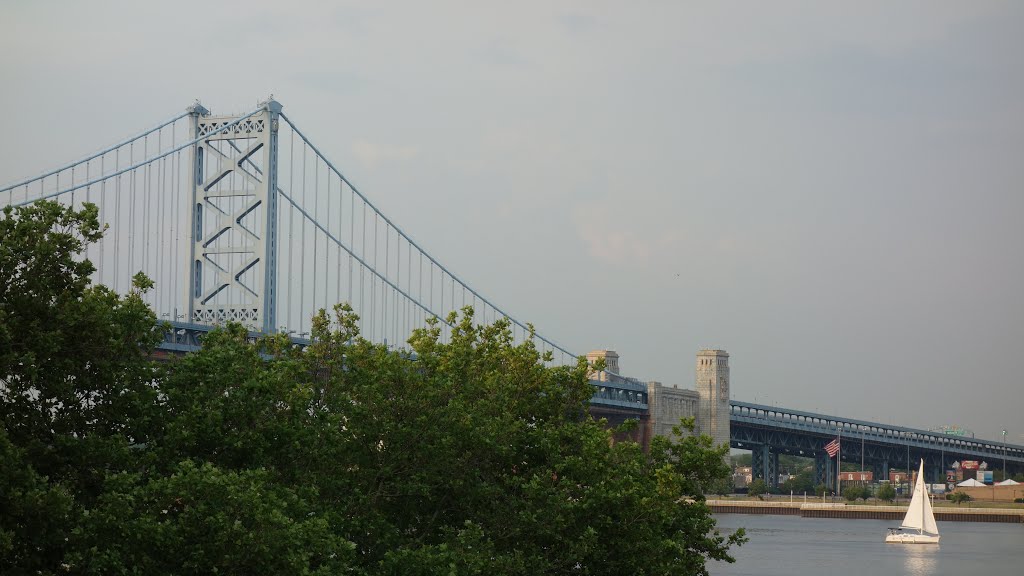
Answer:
[[885, 459, 940, 544]]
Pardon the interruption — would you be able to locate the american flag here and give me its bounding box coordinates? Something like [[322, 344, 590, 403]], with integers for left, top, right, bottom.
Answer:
[[824, 438, 840, 458]]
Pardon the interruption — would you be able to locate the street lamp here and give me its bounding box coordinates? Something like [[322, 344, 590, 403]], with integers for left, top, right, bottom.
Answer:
[[1003, 430, 1007, 481]]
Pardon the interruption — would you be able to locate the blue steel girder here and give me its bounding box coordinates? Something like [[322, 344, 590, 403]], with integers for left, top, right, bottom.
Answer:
[[588, 379, 648, 412], [157, 323, 648, 412], [158, 321, 310, 355], [730, 400, 1024, 480]]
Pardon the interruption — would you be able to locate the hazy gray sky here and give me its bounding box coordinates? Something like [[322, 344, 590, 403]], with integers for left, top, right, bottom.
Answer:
[[2, 1, 1022, 442]]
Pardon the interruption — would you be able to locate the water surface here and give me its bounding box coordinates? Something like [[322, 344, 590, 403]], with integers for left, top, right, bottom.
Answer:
[[711, 514, 1023, 575]]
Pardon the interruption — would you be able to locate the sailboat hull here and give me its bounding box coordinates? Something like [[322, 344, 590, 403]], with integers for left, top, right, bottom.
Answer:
[[885, 531, 940, 544]]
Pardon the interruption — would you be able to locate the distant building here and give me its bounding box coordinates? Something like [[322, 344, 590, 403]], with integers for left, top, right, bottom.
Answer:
[[889, 471, 909, 484], [840, 471, 874, 485], [734, 466, 752, 488]]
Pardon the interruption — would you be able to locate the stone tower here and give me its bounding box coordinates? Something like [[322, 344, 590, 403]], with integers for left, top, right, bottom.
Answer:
[[696, 349, 730, 449], [586, 350, 620, 381]]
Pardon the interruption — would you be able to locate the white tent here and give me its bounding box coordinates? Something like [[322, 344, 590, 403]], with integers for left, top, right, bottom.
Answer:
[[956, 478, 986, 487], [995, 478, 1020, 486]]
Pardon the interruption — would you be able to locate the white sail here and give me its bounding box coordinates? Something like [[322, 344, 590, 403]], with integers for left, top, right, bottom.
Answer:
[[920, 470, 939, 535], [900, 459, 938, 535], [902, 474, 925, 530]]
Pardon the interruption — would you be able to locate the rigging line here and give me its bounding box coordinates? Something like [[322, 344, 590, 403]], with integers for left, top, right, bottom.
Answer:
[[11, 108, 264, 207], [0, 110, 190, 193], [278, 189, 449, 327], [279, 113, 578, 360]]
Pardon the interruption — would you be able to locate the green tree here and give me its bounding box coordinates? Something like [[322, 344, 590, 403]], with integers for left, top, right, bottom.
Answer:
[[707, 476, 735, 497], [0, 202, 160, 574], [731, 453, 752, 467], [949, 491, 972, 506], [781, 471, 814, 495], [843, 485, 863, 502], [1, 201, 746, 575], [748, 478, 768, 499], [877, 483, 896, 502]]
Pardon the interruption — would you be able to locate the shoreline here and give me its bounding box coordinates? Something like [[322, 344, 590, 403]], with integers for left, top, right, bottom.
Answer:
[[707, 500, 1024, 523]]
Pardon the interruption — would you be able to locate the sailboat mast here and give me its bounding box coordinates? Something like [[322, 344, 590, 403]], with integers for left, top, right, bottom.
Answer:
[[921, 465, 925, 534]]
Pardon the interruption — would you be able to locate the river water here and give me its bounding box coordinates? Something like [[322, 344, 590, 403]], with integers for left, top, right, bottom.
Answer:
[[710, 514, 1023, 575]]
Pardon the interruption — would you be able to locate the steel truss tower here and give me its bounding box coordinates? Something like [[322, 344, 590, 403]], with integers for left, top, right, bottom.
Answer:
[[187, 99, 282, 333]]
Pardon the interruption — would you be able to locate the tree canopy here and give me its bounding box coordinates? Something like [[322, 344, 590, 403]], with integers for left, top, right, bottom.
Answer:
[[1, 201, 744, 575], [876, 483, 896, 502]]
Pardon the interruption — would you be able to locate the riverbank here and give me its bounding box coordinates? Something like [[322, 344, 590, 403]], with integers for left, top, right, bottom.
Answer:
[[707, 500, 1024, 523]]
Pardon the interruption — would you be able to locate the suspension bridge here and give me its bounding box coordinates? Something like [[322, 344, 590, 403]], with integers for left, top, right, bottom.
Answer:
[[4, 98, 1022, 484], [1, 98, 646, 413]]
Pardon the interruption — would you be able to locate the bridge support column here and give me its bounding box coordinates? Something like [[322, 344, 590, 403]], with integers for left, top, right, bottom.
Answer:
[[766, 448, 778, 489], [187, 99, 283, 333], [749, 445, 778, 488], [872, 460, 889, 485], [750, 445, 763, 482], [815, 453, 829, 488]]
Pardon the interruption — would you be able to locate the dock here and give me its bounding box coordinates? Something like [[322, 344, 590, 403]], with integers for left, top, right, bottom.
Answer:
[[707, 500, 1024, 523]]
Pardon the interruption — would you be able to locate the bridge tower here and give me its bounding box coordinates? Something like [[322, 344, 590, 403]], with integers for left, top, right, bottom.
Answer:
[[187, 99, 283, 333], [696, 349, 730, 450]]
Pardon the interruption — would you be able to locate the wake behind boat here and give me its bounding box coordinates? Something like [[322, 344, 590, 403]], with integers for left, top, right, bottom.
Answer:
[[885, 459, 940, 544]]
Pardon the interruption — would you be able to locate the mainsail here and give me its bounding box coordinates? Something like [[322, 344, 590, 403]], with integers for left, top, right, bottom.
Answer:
[[900, 459, 938, 535]]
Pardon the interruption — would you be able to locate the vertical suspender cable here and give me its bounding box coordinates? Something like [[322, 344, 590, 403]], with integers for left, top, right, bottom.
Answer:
[[300, 142, 307, 333], [114, 148, 121, 290], [313, 156, 319, 315], [288, 130, 295, 330], [349, 183, 354, 307], [128, 144, 135, 290], [98, 154, 105, 281], [172, 122, 179, 317]]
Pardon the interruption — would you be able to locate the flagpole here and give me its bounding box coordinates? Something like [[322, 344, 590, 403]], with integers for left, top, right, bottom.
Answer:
[[838, 422, 842, 499]]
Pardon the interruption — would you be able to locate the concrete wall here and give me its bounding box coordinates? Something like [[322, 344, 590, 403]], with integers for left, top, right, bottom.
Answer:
[[647, 381, 700, 440], [953, 485, 1024, 502]]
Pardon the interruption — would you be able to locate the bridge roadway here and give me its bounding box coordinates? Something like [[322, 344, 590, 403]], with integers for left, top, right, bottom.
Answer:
[[730, 400, 1024, 488], [159, 321, 649, 415], [162, 322, 1021, 485]]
